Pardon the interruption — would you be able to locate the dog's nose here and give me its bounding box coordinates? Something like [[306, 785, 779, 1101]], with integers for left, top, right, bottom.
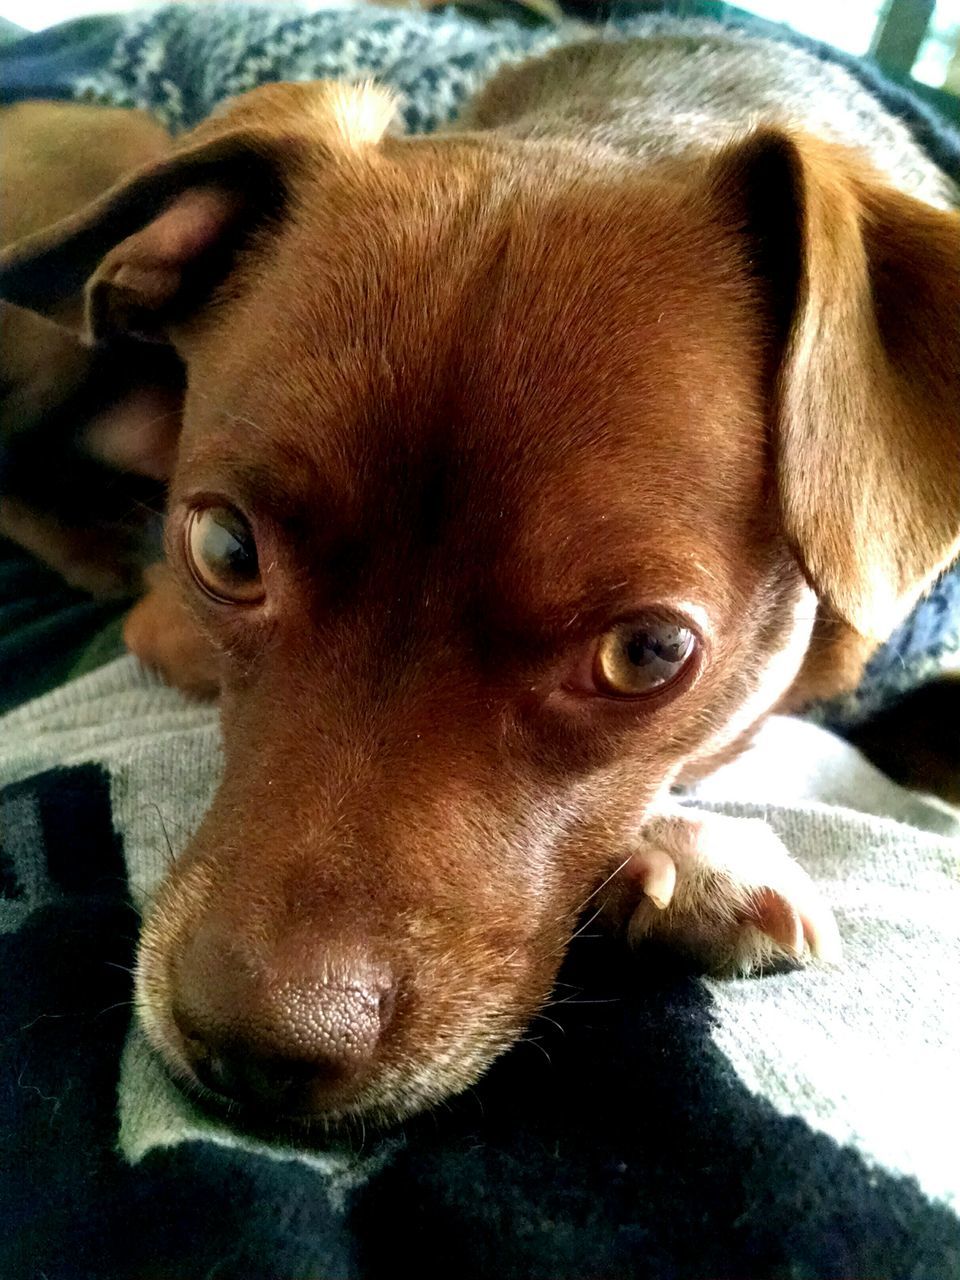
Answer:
[[170, 922, 395, 1114]]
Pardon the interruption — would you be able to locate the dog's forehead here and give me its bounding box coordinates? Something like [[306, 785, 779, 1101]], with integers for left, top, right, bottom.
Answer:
[[185, 145, 771, 606]]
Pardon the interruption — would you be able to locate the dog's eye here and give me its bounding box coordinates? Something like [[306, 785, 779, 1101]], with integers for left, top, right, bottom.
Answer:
[[592, 616, 695, 698], [185, 505, 264, 604]]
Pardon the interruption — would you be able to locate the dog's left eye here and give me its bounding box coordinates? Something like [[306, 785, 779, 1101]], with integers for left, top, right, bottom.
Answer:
[[590, 615, 696, 698], [185, 505, 264, 604]]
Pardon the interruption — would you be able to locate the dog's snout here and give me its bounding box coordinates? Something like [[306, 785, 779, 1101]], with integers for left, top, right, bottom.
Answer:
[[170, 920, 395, 1114]]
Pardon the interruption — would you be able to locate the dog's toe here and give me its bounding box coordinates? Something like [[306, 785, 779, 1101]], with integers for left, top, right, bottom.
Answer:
[[624, 809, 841, 975]]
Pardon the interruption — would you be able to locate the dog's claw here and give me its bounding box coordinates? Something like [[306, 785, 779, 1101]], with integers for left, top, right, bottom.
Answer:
[[749, 886, 804, 956], [627, 846, 677, 909], [747, 873, 842, 965]]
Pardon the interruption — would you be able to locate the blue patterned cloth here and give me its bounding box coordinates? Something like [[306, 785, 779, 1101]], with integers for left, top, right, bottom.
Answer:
[[823, 566, 960, 727], [1, 1, 568, 132], [0, 0, 957, 727]]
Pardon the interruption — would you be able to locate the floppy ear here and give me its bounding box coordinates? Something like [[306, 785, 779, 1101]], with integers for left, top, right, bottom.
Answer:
[[0, 80, 396, 347], [710, 129, 960, 640]]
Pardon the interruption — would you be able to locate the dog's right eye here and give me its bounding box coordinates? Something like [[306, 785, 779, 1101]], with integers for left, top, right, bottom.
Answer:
[[185, 505, 264, 604]]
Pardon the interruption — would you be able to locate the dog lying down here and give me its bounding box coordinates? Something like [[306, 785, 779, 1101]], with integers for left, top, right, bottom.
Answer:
[[1, 31, 958, 1129]]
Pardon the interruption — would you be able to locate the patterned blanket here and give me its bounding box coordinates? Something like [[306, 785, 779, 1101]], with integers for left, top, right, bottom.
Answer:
[[1, 5, 959, 1278]]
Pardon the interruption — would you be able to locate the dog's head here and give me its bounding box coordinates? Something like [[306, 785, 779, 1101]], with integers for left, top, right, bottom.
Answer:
[[3, 81, 958, 1125]]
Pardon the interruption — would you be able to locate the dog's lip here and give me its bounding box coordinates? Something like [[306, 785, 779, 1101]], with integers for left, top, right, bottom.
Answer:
[[141, 981, 540, 1130], [158, 1023, 386, 1125]]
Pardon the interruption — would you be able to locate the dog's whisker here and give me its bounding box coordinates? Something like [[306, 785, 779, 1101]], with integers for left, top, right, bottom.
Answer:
[[545, 995, 622, 1008], [573, 853, 634, 917], [529, 1012, 565, 1035], [519, 1035, 553, 1066], [138, 801, 180, 868], [18, 1013, 68, 1033], [95, 999, 135, 1018]]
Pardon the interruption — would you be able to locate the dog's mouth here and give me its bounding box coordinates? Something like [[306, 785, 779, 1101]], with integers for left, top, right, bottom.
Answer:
[[150, 1024, 531, 1136], [133, 907, 566, 1131], [137, 990, 544, 1133]]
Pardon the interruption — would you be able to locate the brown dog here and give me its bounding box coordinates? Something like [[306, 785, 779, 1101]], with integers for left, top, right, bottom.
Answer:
[[2, 32, 959, 1128], [0, 101, 179, 596]]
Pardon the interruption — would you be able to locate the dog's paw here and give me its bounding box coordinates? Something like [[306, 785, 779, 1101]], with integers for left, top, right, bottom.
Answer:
[[623, 809, 841, 975], [123, 563, 221, 700]]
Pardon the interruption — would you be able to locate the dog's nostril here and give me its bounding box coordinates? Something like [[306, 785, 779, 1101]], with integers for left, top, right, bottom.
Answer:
[[198, 1047, 321, 1110], [378, 985, 397, 1027], [171, 999, 205, 1046]]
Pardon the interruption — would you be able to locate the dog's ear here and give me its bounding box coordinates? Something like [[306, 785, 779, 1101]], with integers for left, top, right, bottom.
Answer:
[[0, 80, 396, 347], [709, 129, 960, 639]]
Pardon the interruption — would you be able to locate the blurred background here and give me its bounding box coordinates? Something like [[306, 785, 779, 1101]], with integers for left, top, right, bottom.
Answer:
[[1, 1, 959, 112], [749, 1, 960, 93]]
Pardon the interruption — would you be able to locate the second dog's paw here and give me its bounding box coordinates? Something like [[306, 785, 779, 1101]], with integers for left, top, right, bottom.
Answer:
[[623, 810, 841, 976], [123, 564, 221, 700]]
